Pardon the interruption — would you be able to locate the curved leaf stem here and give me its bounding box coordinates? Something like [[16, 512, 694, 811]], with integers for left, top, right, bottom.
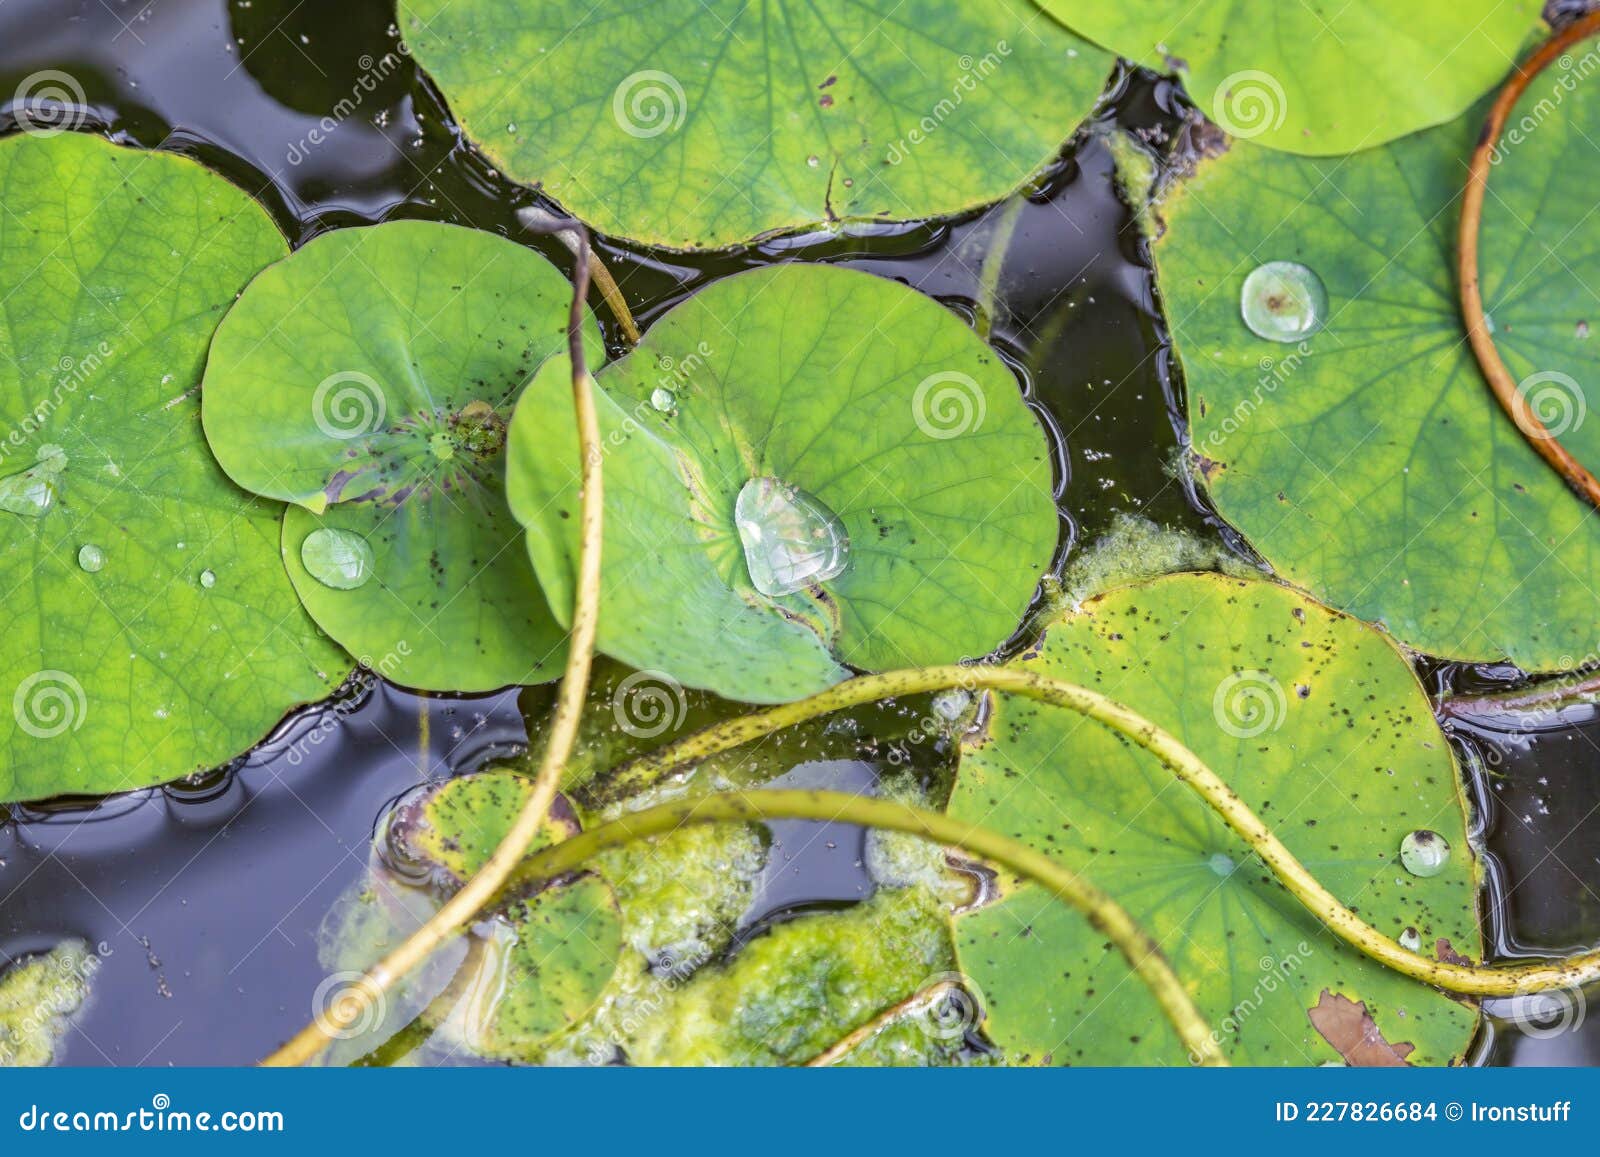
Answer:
[[515, 788, 1225, 1066], [974, 195, 1026, 343], [261, 221, 607, 1067], [1459, 9, 1600, 507], [1440, 668, 1600, 718], [802, 977, 961, 1066], [349, 937, 488, 1068], [586, 249, 642, 347], [592, 665, 1600, 997]]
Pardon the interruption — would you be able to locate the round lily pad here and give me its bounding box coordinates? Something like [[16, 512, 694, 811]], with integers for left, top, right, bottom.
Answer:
[[950, 573, 1480, 1065], [0, 133, 347, 803], [202, 220, 603, 692], [1036, 0, 1540, 155], [399, 0, 1113, 250], [1158, 79, 1600, 671], [506, 264, 1059, 703]]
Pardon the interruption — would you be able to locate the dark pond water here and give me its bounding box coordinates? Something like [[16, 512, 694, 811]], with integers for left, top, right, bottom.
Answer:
[[0, 0, 1594, 1066]]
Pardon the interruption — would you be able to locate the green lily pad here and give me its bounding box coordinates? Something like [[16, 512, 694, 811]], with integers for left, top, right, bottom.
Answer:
[[1035, 0, 1540, 155], [399, 0, 1112, 250], [507, 264, 1059, 702], [1158, 83, 1600, 670], [0, 133, 347, 803], [202, 220, 603, 692], [0, 941, 98, 1067], [950, 572, 1480, 1065]]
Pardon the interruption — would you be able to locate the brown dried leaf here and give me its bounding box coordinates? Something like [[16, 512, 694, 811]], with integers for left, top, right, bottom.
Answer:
[[1435, 938, 1473, 966], [1307, 989, 1415, 1066]]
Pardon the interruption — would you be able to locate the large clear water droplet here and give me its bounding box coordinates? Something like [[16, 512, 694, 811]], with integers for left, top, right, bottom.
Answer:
[[1241, 261, 1327, 343], [301, 528, 375, 590], [77, 544, 104, 572], [1398, 926, 1421, 952], [1399, 829, 1450, 878], [1208, 852, 1237, 878], [650, 387, 677, 414], [199, 569, 217, 589], [735, 476, 849, 597]]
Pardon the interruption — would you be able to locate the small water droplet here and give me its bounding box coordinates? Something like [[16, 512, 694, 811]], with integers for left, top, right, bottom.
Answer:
[[1399, 829, 1450, 878], [931, 689, 971, 722], [1398, 926, 1421, 952], [77, 544, 104, 572], [734, 476, 849, 597], [301, 528, 375, 590], [806, 154, 820, 168], [1240, 261, 1327, 343], [199, 569, 216, 588], [1207, 852, 1236, 878], [650, 387, 677, 413]]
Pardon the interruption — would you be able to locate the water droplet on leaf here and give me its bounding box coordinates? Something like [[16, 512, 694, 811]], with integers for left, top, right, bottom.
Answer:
[[650, 387, 677, 413], [735, 476, 849, 597], [301, 527, 375, 590], [1208, 852, 1236, 878], [1398, 926, 1421, 952], [0, 445, 65, 517], [199, 569, 216, 588], [77, 544, 104, 572], [1240, 260, 1327, 343], [1399, 829, 1450, 878]]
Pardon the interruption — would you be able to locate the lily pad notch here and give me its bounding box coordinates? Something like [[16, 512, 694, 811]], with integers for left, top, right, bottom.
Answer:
[[202, 219, 605, 692], [506, 262, 1062, 703]]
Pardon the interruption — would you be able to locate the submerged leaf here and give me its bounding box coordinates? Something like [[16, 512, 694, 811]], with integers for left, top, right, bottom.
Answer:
[[382, 771, 625, 1056], [950, 573, 1479, 1065], [1035, 0, 1541, 154], [1157, 80, 1600, 670], [0, 941, 98, 1067], [507, 264, 1059, 702], [203, 221, 603, 692], [0, 134, 346, 803], [399, 0, 1112, 250], [621, 887, 962, 1066]]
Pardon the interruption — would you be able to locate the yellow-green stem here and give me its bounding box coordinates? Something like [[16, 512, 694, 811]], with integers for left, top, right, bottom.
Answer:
[[594, 666, 1600, 998], [517, 788, 1225, 1066], [803, 978, 961, 1067], [261, 226, 608, 1067]]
